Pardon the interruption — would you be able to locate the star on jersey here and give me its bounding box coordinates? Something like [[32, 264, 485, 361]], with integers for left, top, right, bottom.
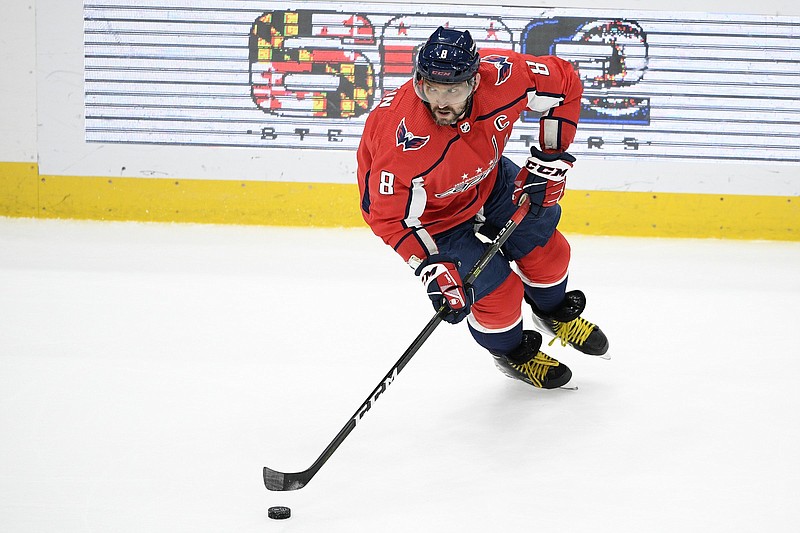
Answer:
[[481, 55, 513, 86], [395, 118, 430, 151], [435, 137, 500, 198]]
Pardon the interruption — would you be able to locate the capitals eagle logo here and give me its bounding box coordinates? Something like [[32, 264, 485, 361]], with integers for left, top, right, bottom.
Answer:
[[395, 118, 429, 151], [481, 55, 513, 86]]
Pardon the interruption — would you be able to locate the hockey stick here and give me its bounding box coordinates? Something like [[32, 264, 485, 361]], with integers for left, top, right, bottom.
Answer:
[[263, 194, 531, 491]]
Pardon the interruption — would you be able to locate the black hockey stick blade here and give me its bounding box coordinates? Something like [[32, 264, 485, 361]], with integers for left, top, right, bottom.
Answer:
[[262, 195, 531, 491], [263, 467, 311, 492]]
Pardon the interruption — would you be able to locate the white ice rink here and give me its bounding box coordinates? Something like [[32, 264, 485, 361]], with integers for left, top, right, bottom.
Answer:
[[1, 216, 799, 532]]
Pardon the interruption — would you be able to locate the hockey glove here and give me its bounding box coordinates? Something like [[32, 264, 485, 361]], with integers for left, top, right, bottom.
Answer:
[[513, 146, 576, 215], [415, 254, 474, 324]]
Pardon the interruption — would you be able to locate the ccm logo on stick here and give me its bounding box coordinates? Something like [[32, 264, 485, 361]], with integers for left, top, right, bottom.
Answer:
[[352, 368, 398, 426]]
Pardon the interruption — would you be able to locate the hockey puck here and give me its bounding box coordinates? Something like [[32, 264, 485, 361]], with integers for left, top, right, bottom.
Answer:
[[268, 506, 291, 520]]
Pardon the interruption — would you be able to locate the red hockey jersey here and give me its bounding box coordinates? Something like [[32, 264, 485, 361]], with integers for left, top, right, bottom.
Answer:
[[356, 49, 582, 268]]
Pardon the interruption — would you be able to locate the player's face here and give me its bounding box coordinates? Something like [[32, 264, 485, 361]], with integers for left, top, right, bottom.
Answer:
[[415, 76, 478, 126]]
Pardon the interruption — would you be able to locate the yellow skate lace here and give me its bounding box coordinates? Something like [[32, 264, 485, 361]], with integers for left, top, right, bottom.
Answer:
[[549, 317, 595, 348], [511, 352, 559, 388]]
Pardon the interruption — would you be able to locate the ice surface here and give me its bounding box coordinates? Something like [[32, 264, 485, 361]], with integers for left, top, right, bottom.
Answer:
[[1, 217, 799, 532]]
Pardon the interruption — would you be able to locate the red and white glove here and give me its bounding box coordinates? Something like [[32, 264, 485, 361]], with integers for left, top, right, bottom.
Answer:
[[415, 254, 473, 324], [512, 146, 576, 215]]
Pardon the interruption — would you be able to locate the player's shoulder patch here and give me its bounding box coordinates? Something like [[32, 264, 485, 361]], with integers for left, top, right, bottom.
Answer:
[[480, 54, 514, 86], [395, 117, 429, 151]]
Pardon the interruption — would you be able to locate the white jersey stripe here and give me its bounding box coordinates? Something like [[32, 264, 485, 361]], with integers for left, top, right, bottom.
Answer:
[[526, 91, 564, 113], [405, 177, 438, 260], [541, 117, 560, 151]]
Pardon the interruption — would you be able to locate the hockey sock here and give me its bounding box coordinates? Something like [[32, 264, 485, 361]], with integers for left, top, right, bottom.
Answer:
[[523, 277, 568, 314], [468, 321, 523, 356]]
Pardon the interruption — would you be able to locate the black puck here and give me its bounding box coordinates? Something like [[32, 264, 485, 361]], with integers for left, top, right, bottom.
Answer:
[[268, 506, 291, 520]]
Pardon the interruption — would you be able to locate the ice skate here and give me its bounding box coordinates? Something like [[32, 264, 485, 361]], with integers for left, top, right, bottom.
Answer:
[[525, 290, 609, 358], [493, 330, 572, 389]]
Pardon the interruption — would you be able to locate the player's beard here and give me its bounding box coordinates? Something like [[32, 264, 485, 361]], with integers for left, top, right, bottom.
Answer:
[[430, 100, 469, 126]]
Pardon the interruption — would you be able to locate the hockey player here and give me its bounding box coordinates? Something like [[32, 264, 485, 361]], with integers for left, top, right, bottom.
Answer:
[[356, 27, 608, 389]]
